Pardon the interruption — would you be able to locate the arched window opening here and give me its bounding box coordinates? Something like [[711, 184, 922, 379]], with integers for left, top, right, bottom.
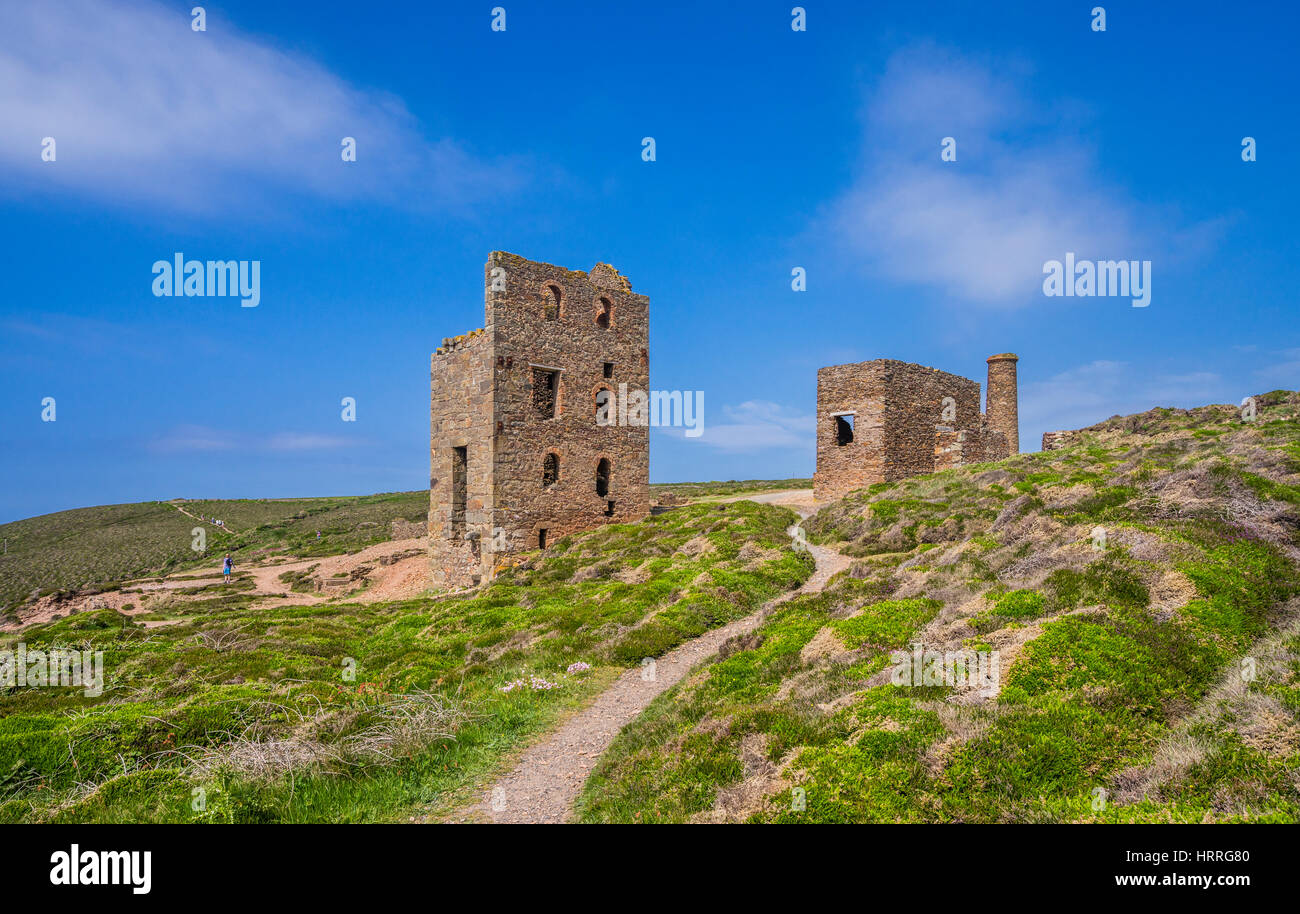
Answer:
[[595, 458, 611, 497], [543, 284, 562, 321], [543, 452, 560, 488], [594, 387, 613, 425], [595, 296, 612, 329]]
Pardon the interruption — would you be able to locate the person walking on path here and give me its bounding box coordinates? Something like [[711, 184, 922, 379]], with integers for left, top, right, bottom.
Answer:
[[222, 554, 233, 584]]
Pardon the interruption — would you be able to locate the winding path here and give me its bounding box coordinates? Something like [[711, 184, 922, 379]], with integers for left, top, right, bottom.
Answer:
[[171, 503, 239, 535], [464, 490, 848, 824]]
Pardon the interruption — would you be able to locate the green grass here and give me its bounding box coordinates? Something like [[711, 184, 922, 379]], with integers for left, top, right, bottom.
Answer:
[[10, 394, 1300, 825], [578, 391, 1300, 823], [830, 599, 941, 650], [651, 478, 812, 501], [0, 492, 429, 616], [0, 500, 811, 823]]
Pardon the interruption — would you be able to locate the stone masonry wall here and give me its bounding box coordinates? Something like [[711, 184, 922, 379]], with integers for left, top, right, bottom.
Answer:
[[1042, 430, 1078, 451], [429, 330, 494, 587], [933, 427, 971, 472], [815, 355, 1019, 502], [485, 253, 650, 567], [813, 363, 887, 502], [979, 424, 1009, 462], [390, 518, 428, 540], [880, 361, 981, 480], [430, 252, 651, 588], [985, 354, 1019, 455]]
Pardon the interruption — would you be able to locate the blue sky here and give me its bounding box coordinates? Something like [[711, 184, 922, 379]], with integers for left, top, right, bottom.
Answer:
[[2, 0, 1297, 522]]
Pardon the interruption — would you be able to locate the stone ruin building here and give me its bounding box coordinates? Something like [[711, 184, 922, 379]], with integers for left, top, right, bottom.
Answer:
[[813, 354, 1019, 502], [429, 252, 650, 588], [1040, 430, 1075, 451]]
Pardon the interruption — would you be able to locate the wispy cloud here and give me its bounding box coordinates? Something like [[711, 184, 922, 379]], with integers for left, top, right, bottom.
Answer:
[[151, 425, 357, 454], [151, 425, 237, 454], [659, 400, 814, 452], [0, 0, 527, 214], [1, 313, 191, 361], [824, 44, 1214, 307], [267, 432, 353, 452]]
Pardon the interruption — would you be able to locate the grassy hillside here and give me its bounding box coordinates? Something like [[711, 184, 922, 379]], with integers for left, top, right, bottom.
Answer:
[[578, 392, 1300, 823], [0, 483, 811, 619], [0, 492, 428, 618], [9, 393, 1300, 825], [651, 478, 813, 501], [0, 501, 810, 823]]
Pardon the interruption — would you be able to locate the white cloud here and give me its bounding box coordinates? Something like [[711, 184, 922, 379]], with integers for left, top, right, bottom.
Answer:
[[825, 44, 1203, 307], [266, 433, 352, 452], [658, 400, 814, 452], [0, 0, 526, 214], [150, 424, 236, 454], [151, 425, 356, 454]]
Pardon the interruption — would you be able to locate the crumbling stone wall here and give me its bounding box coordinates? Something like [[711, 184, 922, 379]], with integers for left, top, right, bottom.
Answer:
[[813, 363, 887, 501], [979, 425, 1009, 462], [935, 428, 980, 471], [390, 518, 428, 540], [814, 354, 1019, 501], [430, 252, 651, 588], [882, 361, 981, 479], [429, 330, 494, 587], [1042, 430, 1077, 451]]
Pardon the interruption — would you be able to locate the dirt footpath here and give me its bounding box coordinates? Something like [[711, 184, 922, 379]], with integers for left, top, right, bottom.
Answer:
[[462, 493, 847, 824], [5, 538, 431, 631], [239, 538, 428, 607]]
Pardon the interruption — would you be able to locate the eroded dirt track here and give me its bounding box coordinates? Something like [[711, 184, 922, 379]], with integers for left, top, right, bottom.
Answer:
[[463, 490, 845, 824]]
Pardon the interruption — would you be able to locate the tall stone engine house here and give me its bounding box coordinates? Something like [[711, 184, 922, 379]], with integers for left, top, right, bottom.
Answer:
[[429, 252, 651, 588], [813, 353, 1019, 502]]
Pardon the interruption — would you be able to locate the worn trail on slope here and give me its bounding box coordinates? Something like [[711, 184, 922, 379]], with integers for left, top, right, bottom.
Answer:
[[172, 503, 241, 536], [466, 490, 848, 824]]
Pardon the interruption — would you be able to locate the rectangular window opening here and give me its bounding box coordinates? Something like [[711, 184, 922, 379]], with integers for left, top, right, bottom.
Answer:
[[604, 500, 615, 517], [602, 362, 614, 379], [834, 414, 855, 446], [537, 528, 548, 550], [450, 446, 468, 537], [532, 368, 559, 418]]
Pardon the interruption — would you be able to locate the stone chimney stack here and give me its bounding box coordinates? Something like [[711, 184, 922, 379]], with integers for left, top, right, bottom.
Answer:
[[985, 353, 1019, 454]]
